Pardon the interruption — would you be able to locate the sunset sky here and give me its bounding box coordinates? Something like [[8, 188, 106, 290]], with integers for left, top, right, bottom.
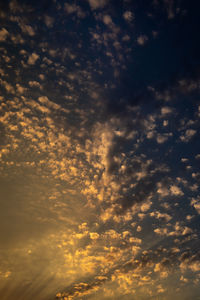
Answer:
[[0, 0, 200, 299]]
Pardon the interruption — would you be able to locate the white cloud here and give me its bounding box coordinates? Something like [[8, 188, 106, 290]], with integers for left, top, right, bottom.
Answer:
[[0, 79, 15, 93], [140, 201, 152, 212], [189, 262, 200, 272]]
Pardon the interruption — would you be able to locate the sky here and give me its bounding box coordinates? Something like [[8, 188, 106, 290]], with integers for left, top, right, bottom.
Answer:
[[0, 0, 200, 299]]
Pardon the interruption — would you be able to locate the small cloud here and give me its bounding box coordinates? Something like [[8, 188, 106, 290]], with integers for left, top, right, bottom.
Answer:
[[0, 79, 15, 93], [191, 197, 200, 214], [137, 35, 148, 45], [44, 15, 54, 28], [180, 129, 196, 142], [88, 0, 109, 10], [0, 28, 9, 41], [89, 232, 99, 240], [122, 34, 130, 41], [161, 106, 173, 115], [123, 11, 134, 22], [65, 3, 85, 18], [140, 201, 152, 212], [156, 134, 169, 144], [38, 96, 61, 110], [28, 81, 42, 89], [39, 74, 45, 80], [170, 185, 183, 196], [16, 84, 26, 94], [20, 24, 35, 36], [103, 14, 113, 26], [189, 262, 200, 272], [27, 53, 39, 65], [65, 3, 78, 14]]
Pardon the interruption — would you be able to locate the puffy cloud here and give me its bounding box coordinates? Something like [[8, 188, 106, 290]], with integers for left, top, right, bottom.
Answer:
[[16, 83, 26, 94], [123, 11, 134, 22], [170, 185, 183, 196], [0, 79, 15, 93], [64, 3, 85, 18], [27, 52, 39, 65], [89, 232, 99, 240], [137, 35, 148, 45], [38, 96, 61, 110], [103, 14, 113, 26], [150, 211, 172, 222], [191, 197, 200, 214], [180, 129, 196, 142], [0, 28, 9, 41], [140, 201, 152, 212], [88, 0, 109, 10], [161, 106, 173, 115], [19, 24, 35, 36], [44, 15, 54, 28]]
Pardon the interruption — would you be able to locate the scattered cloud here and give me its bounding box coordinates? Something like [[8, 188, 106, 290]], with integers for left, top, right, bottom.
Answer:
[[27, 52, 39, 65], [88, 0, 109, 10], [123, 11, 134, 22], [137, 35, 148, 45], [0, 28, 9, 41]]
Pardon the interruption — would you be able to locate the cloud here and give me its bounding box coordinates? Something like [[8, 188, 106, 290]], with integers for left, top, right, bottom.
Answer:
[[38, 96, 61, 110], [161, 106, 173, 115], [27, 53, 39, 65], [180, 129, 196, 142], [103, 14, 113, 26], [19, 24, 35, 36], [28, 81, 42, 89], [123, 11, 134, 22], [88, 0, 109, 10], [150, 211, 172, 222], [64, 3, 85, 18], [191, 197, 200, 214], [44, 15, 54, 28], [16, 83, 26, 94], [0, 28, 9, 41], [137, 35, 148, 45], [170, 185, 183, 196], [0, 1, 200, 299]]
